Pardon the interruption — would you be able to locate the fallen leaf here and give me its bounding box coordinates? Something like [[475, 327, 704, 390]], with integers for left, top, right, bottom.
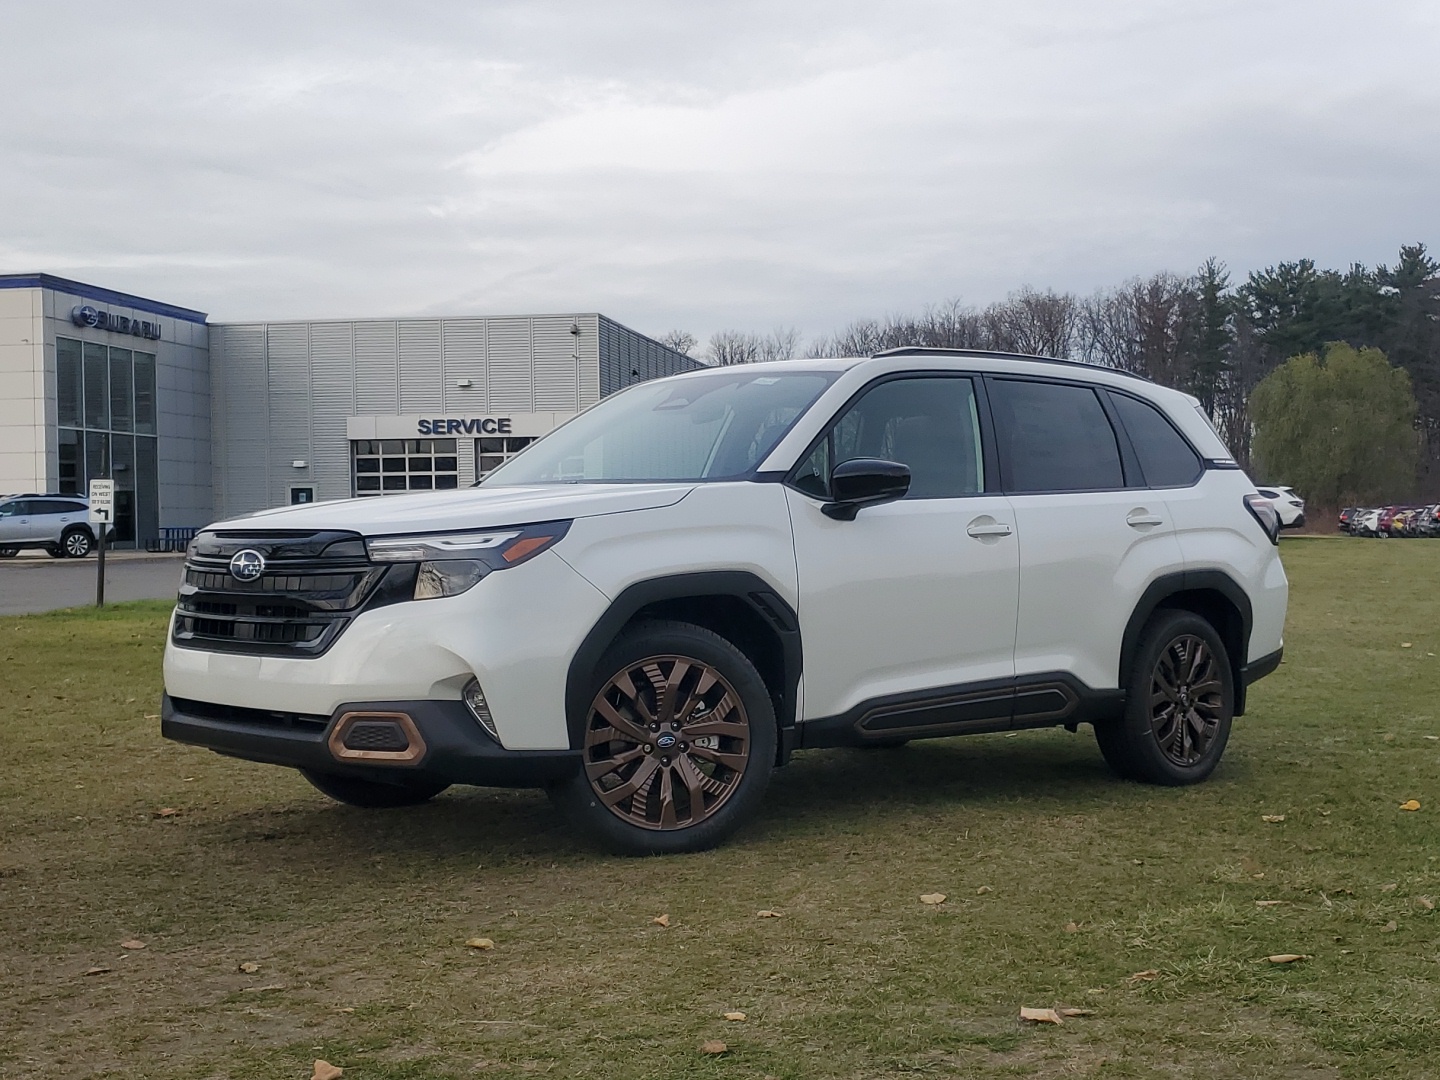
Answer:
[[1417, 897, 1435, 911], [756, 909, 782, 919], [1253, 873, 1267, 880], [464, 938, 495, 950], [723, 1011, 747, 1021], [1019, 1006, 1063, 1024], [1057, 1007, 1095, 1018], [1129, 969, 1160, 983], [154, 807, 180, 818], [312, 1061, 343, 1080], [1380, 921, 1398, 933], [119, 939, 146, 950], [699, 1040, 727, 1055], [83, 966, 112, 976], [143, 713, 160, 720], [335, 1007, 356, 1013], [1400, 800, 1421, 812], [242, 984, 287, 993], [1383, 733, 1396, 742], [1063, 921, 1081, 933], [975, 886, 993, 895], [1380, 883, 1398, 893], [1402, 643, 1413, 648], [1261, 814, 1286, 823], [238, 961, 261, 974], [1265, 954, 1309, 963], [652, 914, 670, 927], [1255, 900, 1286, 908], [919, 893, 947, 905], [1426, 735, 1440, 741]]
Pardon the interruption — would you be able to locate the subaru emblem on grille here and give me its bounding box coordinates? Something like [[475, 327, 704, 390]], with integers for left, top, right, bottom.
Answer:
[[229, 549, 266, 582]]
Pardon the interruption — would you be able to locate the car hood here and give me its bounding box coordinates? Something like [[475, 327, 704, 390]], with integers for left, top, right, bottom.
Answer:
[[207, 483, 695, 536]]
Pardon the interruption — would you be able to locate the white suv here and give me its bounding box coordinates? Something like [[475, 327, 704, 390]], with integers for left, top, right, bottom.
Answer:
[[162, 350, 1288, 854]]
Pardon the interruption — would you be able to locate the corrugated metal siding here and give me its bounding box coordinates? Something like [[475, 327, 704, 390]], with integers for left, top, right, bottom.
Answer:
[[398, 320, 442, 412], [353, 322, 399, 414], [597, 316, 702, 396], [486, 317, 532, 410], [532, 315, 580, 411], [441, 319, 487, 411], [308, 323, 355, 500], [265, 325, 311, 507], [213, 324, 270, 519]]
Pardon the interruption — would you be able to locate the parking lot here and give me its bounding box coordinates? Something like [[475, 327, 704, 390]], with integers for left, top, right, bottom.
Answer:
[[0, 553, 184, 616]]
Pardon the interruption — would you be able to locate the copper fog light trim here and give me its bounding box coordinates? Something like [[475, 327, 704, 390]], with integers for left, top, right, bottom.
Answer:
[[328, 711, 427, 765]]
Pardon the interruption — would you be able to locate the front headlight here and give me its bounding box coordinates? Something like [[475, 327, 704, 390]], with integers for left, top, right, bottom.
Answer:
[[366, 521, 572, 601]]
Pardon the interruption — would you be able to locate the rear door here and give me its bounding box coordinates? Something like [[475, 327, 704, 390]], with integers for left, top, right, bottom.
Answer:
[[0, 500, 40, 543], [987, 377, 1185, 697], [786, 373, 1019, 729]]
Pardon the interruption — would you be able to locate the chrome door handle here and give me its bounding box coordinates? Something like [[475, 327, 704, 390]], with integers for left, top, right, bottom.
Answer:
[[966, 522, 1013, 538], [1126, 511, 1164, 528]]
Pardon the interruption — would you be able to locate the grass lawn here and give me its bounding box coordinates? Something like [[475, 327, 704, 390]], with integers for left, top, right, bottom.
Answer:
[[2, 538, 1438, 1079]]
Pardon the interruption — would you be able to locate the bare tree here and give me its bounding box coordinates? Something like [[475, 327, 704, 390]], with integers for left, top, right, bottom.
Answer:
[[983, 287, 1081, 357], [657, 330, 697, 356], [706, 330, 762, 366], [757, 326, 801, 362]]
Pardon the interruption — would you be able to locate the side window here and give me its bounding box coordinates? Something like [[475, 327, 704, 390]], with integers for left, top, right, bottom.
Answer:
[[1109, 394, 1203, 488], [791, 376, 984, 499], [988, 379, 1124, 493]]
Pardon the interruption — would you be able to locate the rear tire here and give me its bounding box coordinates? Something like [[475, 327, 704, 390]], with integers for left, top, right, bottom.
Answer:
[[301, 769, 450, 808], [548, 619, 776, 855], [45, 545, 65, 558], [1095, 609, 1234, 785], [62, 528, 92, 558]]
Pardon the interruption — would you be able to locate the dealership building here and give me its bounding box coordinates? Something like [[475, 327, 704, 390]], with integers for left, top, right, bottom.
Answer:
[[0, 273, 700, 547]]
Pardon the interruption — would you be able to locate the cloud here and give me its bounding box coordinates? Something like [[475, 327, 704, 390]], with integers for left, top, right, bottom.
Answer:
[[0, 0, 1436, 344]]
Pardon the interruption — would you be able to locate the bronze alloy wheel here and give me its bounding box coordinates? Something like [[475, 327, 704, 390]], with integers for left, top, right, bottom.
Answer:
[[583, 654, 751, 831], [1149, 634, 1224, 767]]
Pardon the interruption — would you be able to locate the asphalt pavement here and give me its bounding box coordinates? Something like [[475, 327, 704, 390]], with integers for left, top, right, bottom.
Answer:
[[0, 552, 185, 615]]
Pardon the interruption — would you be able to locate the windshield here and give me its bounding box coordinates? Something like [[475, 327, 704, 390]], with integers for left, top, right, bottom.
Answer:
[[483, 370, 835, 484]]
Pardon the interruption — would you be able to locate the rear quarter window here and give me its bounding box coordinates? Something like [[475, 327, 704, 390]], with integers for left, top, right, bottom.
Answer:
[[1109, 393, 1203, 488]]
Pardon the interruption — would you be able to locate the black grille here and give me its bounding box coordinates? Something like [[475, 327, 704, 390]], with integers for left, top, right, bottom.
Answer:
[[169, 696, 329, 732], [171, 530, 411, 658], [342, 721, 411, 752]]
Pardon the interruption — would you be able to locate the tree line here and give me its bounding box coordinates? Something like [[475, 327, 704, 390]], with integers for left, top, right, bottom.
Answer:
[[661, 243, 1440, 493]]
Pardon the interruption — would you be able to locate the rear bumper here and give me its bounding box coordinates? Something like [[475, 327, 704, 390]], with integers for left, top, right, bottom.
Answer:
[[161, 693, 580, 788]]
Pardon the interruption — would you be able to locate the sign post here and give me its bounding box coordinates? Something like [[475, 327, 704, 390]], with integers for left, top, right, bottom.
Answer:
[[88, 479, 114, 608]]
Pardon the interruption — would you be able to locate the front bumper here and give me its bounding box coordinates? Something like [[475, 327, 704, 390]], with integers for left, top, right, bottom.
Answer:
[[161, 694, 580, 788]]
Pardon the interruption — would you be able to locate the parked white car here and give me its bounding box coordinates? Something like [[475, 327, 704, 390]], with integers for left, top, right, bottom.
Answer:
[[1255, 486, 1306, 528], [162, 350, 1289, 854]]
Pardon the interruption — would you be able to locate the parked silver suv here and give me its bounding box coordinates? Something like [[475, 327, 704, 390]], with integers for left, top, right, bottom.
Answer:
[[0, 494, 112, 558]]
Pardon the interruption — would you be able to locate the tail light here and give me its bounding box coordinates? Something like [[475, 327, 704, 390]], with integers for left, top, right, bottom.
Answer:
[[1244, 494, 1281, 545]]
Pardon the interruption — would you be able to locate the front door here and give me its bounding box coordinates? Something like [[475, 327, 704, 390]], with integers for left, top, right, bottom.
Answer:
[[786, 374, 1019, 732]]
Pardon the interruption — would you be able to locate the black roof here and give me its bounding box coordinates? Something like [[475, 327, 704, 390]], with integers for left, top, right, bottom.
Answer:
[[871, 347, 1153, 383]]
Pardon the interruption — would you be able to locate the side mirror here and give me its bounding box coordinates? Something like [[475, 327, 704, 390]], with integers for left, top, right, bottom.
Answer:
[[822, 458, 911, 520]]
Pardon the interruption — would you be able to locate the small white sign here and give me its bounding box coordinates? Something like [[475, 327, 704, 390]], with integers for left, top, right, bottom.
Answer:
[[88, 479, 115, 524]]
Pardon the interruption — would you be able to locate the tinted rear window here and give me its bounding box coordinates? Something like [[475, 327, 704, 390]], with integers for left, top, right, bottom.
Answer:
[[989, 379, 1124, 493], [1110, 394, 1203, 488]]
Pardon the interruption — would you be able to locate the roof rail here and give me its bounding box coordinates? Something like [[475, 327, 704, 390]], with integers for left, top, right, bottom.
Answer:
[[870, 347, 1153, 383]]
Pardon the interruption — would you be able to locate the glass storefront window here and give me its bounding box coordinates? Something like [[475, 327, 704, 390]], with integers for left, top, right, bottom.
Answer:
[[57, 339, 82, 428], [351, 439, 459, 496], [109, 347, 134, 432], [83, 342, 108, 429], [58, 429, 82, 495], [477, 436, 536, 478], [56, 336, 161, 549]]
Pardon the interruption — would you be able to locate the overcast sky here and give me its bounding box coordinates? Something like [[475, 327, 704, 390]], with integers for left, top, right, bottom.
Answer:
[[1, 1, 1435, 346]]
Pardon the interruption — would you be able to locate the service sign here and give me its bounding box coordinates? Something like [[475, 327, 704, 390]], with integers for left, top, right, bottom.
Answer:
[[88, 479, 115, 524]]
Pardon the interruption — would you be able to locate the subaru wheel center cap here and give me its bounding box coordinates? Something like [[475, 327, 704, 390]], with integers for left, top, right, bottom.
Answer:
[[655, 733, 677, 750], [229, 549, 266, 582]]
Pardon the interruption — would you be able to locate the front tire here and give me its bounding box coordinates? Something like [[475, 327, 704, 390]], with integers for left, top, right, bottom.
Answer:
[[301, 769, 450, 808], [62, 528, 93, 558], [0, 547, 17, 558], [1095, 610, 1234, 785], [548, 619, 776, 855]]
